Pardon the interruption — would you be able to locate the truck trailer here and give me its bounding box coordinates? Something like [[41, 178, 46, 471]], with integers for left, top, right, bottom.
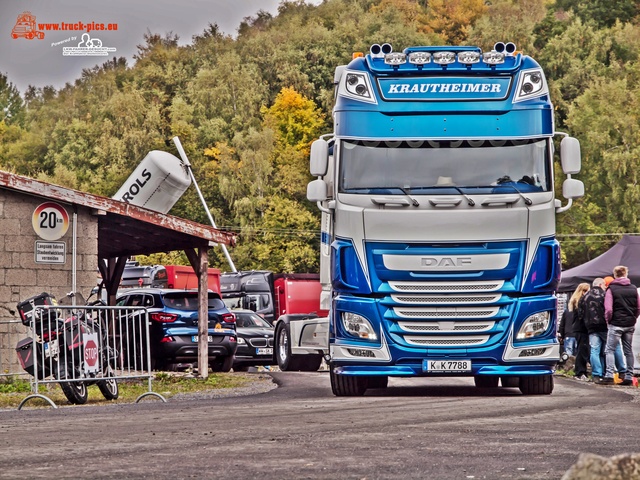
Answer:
[[220, 271, 327, 323], [280, 42, 584, 396]]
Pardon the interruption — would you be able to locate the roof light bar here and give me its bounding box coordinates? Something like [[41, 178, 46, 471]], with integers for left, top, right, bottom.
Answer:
[[433, 51, 455, 65], [483, 51, 505, 65], [457, 51, 481, 64], [384, 52, 406, 65], [408, 51, 431, 65]]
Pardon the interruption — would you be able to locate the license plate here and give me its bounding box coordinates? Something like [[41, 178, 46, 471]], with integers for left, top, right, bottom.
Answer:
[[423, 359, 471, 372], [256, 348, 273, 355], [192, 336, 214, 342], [44, 339, 58, 358]]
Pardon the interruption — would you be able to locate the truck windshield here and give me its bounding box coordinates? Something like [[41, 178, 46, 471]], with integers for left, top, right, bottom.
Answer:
[[338, 139, 551, 194]]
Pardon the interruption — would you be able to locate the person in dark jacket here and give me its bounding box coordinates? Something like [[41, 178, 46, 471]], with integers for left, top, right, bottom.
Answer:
[[573, 284, 592, 380], [597, 265, 640, 385], [558, 283, 590, 360], [581, 277, 625, 381]]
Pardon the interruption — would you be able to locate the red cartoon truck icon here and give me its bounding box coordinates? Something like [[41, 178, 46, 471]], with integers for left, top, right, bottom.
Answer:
[[11, 12, 44, 40]]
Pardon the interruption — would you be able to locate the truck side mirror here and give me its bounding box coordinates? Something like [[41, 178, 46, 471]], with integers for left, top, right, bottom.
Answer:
[[563, 178, 584, 199], [307, 179, 328, 202], [560, 137, 581, 174], [310, 139, 329, 176], [307, 178, 329, 202]]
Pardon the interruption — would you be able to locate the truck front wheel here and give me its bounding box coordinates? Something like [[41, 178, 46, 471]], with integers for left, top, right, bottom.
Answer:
[[519, 374, 554, 395], [330, 366, 367, 396], [474, 375, 499, 388]]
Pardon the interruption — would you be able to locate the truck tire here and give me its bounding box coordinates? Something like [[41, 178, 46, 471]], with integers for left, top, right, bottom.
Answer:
[[501, 376, 520, 388], [330, 366, 367, 396], [519, 375, 554, 395], [275, 322, 303, 371], [368, 376, 388, 389], [474, 375, 499, 388], [299, 354, 322, 372]]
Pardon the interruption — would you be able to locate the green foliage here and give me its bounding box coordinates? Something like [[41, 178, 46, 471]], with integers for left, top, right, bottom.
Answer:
[[0, 73, 25, 126], [555, 0, 638, 29], [2, 0, 640, 271]]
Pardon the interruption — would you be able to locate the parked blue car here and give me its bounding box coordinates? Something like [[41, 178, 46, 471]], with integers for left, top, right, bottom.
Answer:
[[116, 288, 237, 372]]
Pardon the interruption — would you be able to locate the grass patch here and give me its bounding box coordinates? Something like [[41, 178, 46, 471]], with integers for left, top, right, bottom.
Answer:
[[0, 372, 262, 409]]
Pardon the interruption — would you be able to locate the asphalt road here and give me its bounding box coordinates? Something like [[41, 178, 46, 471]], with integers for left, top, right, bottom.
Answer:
[[1, 373, 640, 480]]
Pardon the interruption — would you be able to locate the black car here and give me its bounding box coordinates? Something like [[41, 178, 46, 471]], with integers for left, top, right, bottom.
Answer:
[[116, 289, 237, 372], [232, 309, 275, 371]]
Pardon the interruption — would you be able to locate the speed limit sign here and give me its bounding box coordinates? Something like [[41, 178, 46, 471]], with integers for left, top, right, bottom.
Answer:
[[32, 202, 69, 241]]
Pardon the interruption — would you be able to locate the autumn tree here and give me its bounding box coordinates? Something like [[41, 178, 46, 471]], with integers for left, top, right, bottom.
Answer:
[[420, 0, 487, 44]]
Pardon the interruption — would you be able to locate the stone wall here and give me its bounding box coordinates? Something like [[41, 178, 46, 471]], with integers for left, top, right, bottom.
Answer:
[[0, 189, 99, 375]]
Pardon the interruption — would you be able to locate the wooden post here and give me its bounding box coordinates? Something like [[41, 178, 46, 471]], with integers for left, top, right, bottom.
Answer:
[[197, 248, 209, 378]]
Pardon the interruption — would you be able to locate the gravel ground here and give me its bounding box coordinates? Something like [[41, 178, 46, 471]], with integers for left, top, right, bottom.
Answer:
[[170, 373, 277, 400]]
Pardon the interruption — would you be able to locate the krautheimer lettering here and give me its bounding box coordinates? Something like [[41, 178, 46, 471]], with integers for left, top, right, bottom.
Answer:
[[387, 83, 501, 94]]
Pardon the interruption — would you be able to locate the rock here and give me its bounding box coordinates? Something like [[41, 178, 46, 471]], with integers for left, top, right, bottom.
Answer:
[[562, 453, 640, 480]]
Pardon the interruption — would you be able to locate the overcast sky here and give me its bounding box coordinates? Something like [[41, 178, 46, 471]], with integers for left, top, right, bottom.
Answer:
[[1, 0, 310, 94]]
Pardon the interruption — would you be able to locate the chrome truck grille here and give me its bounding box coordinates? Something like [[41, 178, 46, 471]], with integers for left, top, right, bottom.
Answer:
[[383, 281, 510, 348]]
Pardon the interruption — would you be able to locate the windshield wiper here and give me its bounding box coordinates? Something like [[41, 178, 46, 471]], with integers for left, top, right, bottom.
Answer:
[[451, 186, 475, 206], [431, 185, 475, 206], [399, 187, 420, 207], [497, 183, 532, 205]]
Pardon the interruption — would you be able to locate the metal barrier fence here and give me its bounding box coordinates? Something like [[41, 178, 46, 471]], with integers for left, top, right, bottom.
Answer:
[[14, 303, 166, 408], [0, 318, 26, 378]]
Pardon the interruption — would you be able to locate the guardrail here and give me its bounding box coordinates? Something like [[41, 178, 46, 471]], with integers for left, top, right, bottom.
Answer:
[[14, 304, 166, 408]]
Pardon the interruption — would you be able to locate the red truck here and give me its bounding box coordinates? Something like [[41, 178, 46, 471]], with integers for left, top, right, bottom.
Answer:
[[220, 271, 326, 324], [120, 262, 221, 294]]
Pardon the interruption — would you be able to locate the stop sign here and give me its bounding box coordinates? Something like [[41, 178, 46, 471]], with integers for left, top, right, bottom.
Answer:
[[84, 334, 99, 373]]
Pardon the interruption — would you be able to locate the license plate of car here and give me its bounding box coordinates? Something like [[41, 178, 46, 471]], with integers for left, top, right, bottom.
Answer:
[[192, 336, 214, 342], [256, 348, 273, 355], [423, 359, 471, 373]]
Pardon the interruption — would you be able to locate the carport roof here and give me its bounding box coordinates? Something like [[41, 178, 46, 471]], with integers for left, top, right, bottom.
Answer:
[[0, 170, 235, 259]]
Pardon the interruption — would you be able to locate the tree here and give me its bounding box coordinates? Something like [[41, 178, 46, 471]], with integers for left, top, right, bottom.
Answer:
[[421, 0, 487, 44], [0, 73, 25, 126], [468, 0, 546, 54], [555, 0, 638, 29]]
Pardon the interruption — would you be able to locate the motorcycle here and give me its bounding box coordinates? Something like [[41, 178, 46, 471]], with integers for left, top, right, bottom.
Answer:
[[15, 291, 119, 405]]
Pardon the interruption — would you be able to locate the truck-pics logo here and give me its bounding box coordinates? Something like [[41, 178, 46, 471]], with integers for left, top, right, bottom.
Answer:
[[11, 12, 44, 39], [11, 10, 118, 42]]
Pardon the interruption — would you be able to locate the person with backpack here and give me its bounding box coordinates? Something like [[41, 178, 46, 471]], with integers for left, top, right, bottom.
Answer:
[[580, 277, 625, 382], [597, 265, 640, 386]]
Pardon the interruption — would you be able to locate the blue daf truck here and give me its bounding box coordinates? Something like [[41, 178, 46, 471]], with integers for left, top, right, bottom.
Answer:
[[273, 42, 584, 396]]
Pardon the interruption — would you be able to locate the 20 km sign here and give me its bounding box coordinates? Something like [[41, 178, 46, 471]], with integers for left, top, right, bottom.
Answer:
[[32, 202, 69, 240], [83, 333, 100, 374]]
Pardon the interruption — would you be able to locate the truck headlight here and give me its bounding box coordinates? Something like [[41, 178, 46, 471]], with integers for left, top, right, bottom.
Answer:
[[341, 312, 377, 340], [516, 311, 550, 340]]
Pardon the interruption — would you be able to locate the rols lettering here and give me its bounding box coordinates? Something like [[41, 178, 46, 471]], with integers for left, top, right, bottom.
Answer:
[[121, 168, 152, 203], [422, 257, 472, 267]]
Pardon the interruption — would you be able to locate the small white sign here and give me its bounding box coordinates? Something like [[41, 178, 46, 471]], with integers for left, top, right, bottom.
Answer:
[[83, 332, 100, 374], [35, 241, 66, 264]]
